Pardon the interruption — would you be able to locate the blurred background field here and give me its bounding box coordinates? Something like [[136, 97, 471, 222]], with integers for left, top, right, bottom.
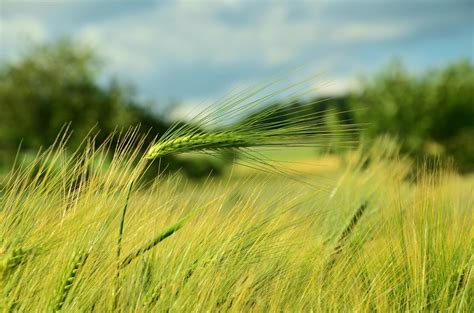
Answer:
[[0, 39, 472, 177], [0, 0, 473, 176]]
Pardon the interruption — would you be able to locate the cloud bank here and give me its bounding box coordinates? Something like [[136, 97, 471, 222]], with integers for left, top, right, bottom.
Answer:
[[1, 0, 472, 111]]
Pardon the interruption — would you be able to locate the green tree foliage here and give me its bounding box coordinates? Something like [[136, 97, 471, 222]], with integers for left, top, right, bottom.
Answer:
[[0, 40, 228, 178], [0, 39, 168, 154], [351, 59, 474, 172]]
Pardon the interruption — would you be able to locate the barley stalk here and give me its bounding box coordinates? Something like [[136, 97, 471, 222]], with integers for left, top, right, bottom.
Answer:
[[322, 201, 368, 278], [112, 182, 134, 311], [120, 204, 208, 269]]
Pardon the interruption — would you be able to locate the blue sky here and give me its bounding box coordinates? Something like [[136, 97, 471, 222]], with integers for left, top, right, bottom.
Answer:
[[1, 0, 473, 113]]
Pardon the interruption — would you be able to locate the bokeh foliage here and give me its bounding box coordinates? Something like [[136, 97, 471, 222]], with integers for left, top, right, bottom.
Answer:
[[0, 39, 167, 154], [350, 59, 474, 172], [0, 40, 230, 178], [0, 40, 472, 173]]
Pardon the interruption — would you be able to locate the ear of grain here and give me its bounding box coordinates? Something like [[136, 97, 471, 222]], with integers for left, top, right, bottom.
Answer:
[[0, 248, 27, 279], [1, 248, 29, 312], [145, 133, 250, 159], [145, 79, 359, 162], [52, 252, 89, 312]]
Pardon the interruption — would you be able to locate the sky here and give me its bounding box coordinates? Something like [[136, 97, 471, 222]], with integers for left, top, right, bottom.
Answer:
[[1, 0, 473, 113]]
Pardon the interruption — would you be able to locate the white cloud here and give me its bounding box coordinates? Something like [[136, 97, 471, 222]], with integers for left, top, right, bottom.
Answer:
[[0, 16, 47, 58], [78, 25, 154, 75], [69, 0, 428, 85], [1, 0, 468, 104], [333, 22, 416, 42], [168, 98, 213, 122], [315, 77, 358, 96], [0, 1, 430, 81], [72, 1, 323, 77]]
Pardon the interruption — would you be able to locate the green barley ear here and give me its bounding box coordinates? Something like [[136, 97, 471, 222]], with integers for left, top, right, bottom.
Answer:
[[52, 252, 89, 312], [144, 78, 359, 164], [1, 247, 29, 312], [0, 248, 28, 279], [144, 282, 164, 307], [145, 133, 250, 159]]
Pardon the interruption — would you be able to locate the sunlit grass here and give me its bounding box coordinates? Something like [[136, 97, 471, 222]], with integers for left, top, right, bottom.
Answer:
[[0, 134, 471, 311]]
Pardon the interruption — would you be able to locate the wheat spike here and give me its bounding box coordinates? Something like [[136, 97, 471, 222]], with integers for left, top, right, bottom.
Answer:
[[52, 252, 89, 312]]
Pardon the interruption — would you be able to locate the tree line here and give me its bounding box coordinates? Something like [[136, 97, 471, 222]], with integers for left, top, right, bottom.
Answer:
[[1, 40, 472, 174]]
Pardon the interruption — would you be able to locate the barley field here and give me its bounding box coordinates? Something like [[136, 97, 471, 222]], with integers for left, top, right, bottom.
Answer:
[[0, 132, 472, 312], [1, 2, 472, 311]]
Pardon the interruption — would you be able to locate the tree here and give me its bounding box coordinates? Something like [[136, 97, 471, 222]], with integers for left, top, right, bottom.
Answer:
[[0, 39, 231, 178], [0, 39, 168, 154], [350, 59, 474, 172]]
